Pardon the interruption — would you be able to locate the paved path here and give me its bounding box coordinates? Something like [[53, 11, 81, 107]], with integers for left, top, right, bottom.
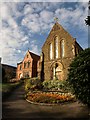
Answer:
[[2, 84, 89, 119]]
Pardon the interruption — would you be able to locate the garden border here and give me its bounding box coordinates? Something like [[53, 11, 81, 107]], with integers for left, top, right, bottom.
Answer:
[[26, 98, 76, 106]]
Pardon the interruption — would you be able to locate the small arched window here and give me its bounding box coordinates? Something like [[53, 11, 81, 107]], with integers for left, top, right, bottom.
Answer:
[[24, 62, 27, 68], [72, 45, 75, 55], [20, 65, 22, 70]]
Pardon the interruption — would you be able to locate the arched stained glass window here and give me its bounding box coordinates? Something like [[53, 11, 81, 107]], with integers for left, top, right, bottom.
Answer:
[[55, 36, 58, 58], [61, 40, 65, 58]]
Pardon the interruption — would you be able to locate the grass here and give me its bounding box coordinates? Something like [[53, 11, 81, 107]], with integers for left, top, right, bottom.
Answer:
[[2, 81, 22, 99], [2, 82, 19, 92]]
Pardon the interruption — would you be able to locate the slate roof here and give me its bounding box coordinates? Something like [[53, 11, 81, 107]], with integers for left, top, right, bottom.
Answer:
[[17, 50, 40, 65], [29, 51, 40, 60]]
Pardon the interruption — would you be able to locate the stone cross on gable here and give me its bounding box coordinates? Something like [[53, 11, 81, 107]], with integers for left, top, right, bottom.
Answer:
[[54, 17, 59, 22]]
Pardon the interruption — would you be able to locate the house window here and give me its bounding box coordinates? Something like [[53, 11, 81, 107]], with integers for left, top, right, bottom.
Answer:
[[28, 61, 30, 68], [55, 36, 58, 58], [27, 55, 29, 58], [50, 43, 53, 60], [61, 40, 65, 58], [24, 62, 27, 68], [20, 65, 22, 70]]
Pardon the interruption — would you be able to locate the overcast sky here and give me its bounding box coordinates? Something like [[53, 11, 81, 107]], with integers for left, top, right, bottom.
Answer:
[[0, 1, 88, 66]]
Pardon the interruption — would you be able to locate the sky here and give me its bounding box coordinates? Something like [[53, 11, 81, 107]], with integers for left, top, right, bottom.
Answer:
[[0, 1, 88, 67]]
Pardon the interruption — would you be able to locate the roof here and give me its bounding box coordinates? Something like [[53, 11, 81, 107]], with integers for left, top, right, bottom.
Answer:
[[17, 61, 22, 65], [29, 51, 40, 60], [75, 41, 83, 50], [2, 64, 16, 69], [42, 21, 71, 49], [17, 50, 40, 65]]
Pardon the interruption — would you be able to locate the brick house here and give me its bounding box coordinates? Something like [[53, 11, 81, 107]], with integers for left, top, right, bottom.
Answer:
[[17, 50, 40, 80], [37, 22, 83, 81]]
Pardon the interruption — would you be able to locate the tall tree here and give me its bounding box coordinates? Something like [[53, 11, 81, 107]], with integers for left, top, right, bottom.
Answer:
[[85, 1, 90, 26], [67, 48, 90, 106]]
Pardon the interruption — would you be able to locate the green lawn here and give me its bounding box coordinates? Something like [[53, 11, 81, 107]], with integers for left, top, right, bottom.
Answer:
[[2, 82, 19, 92], [1, 81, 22, 99]]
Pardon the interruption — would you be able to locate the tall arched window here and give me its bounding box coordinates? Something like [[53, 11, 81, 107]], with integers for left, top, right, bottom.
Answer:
[[24, 62, 27, 68], [20, 65, 22, 70], [55, 36, 58, 58], [50, 43, 53, 60], [28, 61, 30, 68], [61, 40, 65, 58]]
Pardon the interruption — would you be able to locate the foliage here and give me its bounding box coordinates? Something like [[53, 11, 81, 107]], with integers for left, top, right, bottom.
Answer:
[[85, 16, 90, 26], [2, 66, 16, 83], [42, 79, 72, 92], [25, 77, 42, 92], [27, 91, 75, 104], [67, 48, 90, 106], [85, 1, 90, 26], [2, 67, 6, 83]]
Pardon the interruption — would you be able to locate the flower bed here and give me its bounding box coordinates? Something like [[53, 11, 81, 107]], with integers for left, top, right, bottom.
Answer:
[[26, 91, 76, 104]]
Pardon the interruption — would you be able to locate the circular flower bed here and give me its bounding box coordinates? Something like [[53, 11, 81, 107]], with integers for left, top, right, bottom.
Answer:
[[26, 91, 76, 104]]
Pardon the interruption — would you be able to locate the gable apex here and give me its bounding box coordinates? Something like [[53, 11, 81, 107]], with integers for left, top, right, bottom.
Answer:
[[26, 50, 40, 60], [51, 22, 61, 31]]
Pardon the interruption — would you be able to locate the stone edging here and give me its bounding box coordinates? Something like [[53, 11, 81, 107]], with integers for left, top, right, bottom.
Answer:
[[26, 98, 76, 106]]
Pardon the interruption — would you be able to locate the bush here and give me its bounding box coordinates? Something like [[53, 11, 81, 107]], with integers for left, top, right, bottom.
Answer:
[[67, 48, 90, 106], [25, 77, 42, 92], [42, 79, 72, 92]]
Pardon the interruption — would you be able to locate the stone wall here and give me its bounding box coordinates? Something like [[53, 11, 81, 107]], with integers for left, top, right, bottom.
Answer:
[[40, 22, 83, 81]]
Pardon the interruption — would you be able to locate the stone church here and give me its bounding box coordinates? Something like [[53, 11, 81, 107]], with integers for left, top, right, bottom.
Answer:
[[17, 22, 83, 81], [37, 22, 83, 81]]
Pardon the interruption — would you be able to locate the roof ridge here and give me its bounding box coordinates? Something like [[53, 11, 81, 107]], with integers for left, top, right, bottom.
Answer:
[[29, 50, 40, 57]]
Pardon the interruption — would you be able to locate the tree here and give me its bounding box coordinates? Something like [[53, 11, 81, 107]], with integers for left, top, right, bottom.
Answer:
[[67, 48, 90, 106], [85, 1, 90, 26], [2, 67, 7, 83], [85, 16, 90, 26]]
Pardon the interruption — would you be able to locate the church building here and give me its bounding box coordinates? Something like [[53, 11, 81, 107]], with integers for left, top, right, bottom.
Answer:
[[37, 22, 83, 81]]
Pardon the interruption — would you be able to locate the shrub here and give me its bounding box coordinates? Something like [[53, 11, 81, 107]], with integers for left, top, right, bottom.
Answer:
[[67, 48, 90, 106], [42, 79, 72, 92], [25, 77, 42, 92]]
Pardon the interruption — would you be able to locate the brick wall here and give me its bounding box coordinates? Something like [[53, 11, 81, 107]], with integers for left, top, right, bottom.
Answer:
[[17, 50, 40, 80]]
